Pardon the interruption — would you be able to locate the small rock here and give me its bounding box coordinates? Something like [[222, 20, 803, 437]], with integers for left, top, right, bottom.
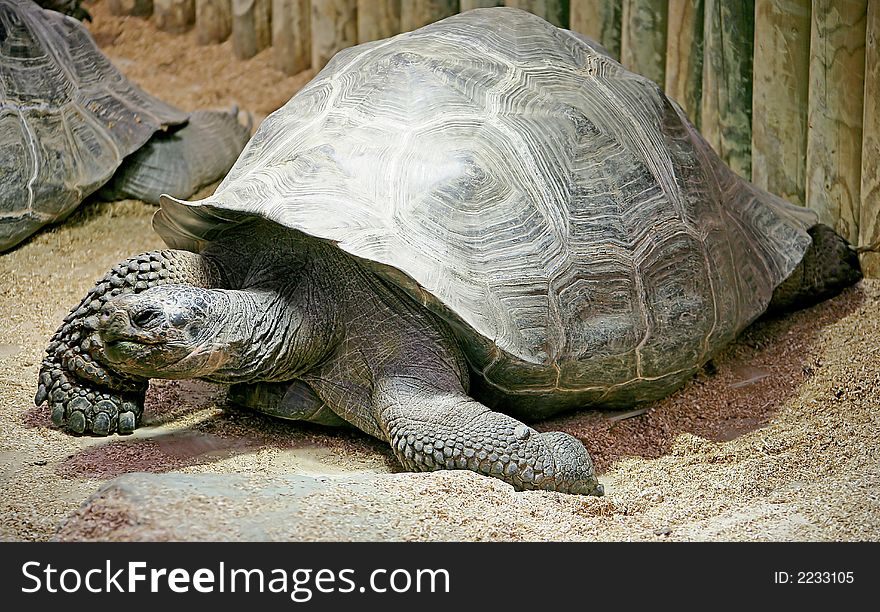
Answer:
[[653, 526, 672, 536]]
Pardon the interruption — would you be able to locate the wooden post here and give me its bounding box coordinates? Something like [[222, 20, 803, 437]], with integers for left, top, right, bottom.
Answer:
[[700, 0, 754, 179], [232, 0, 272, 60], [751, 0, 810, 205], [311, 0, 357, 71], [154, 0, 195, 33], [504, 0, 567, 27], [805, 0, 867, 243], [196, 0, 232, 44], [620, 0, 667, 86], [357, 0, 400, 43], [664, 0, 703, 127], [461, 0, 502, 9], [570, 0, 622, 60], [273, 0, 310, 75], [107, 0, 154, 16], [860, 0, 879, 276], [400, 0, 457, 32]]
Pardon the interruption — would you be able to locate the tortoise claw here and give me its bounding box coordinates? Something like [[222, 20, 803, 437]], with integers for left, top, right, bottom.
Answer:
[[118, 411, 137, 434], [92, 412, 111, 436], [67, 410, 86, 434], [51, 404, 65, 427], [37, 377, 144, 436], [34, 384, 48, 407]]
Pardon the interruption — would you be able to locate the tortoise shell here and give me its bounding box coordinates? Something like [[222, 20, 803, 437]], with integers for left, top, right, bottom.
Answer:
[[156, 8, 817, 417], [0, 0, 187, 251]]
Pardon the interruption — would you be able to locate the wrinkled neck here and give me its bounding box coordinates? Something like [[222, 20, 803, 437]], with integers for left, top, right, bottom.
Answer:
[[202, 284, 338, 384]]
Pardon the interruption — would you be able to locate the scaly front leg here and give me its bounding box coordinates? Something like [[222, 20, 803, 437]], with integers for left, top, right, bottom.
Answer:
[[35, 250, 221, 435], [375, 377, 604, 496]]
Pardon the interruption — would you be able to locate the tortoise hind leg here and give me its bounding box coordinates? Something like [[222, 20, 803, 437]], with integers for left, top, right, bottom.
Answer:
[[36, 250, 222, 436], [768, 224, 862, 314], [227, 380, 350, 427]]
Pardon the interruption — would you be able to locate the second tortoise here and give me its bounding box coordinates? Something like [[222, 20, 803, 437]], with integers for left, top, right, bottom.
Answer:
[[0, 0, 250, 252]]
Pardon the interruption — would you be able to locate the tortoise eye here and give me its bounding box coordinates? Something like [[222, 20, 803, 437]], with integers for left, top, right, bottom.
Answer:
[[131, 307, 161, 328]]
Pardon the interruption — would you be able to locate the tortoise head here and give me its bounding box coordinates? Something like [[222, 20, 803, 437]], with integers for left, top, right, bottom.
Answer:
[[98, 285, 233, 379]]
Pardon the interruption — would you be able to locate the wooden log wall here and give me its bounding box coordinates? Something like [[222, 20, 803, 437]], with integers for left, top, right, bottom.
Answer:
[[232, 0, 272, 59], [460, 0, 503, 10], [504, 1, 567, 27], [751, 0, 810, 205], [273, 0, 310, 74], [155, 0, 880, 276], [621, 0, 667, 86], [860, 1, 879, 277], [700, 0, 753, 179], [805, 0, 867, 245], [196, 0, 232, 44], [154, 0, 195, 32], [400, 1, 457, 31], [664, 0, 702, 128], [570, 0, 621, 60], [108, 0, 154, 16], [310, 0, 357, 70], [357, 0, 400, 43]]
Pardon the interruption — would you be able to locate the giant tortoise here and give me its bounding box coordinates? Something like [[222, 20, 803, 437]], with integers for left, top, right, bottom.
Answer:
[[0, 0, 250, 252], [35, 8, 862, 495]]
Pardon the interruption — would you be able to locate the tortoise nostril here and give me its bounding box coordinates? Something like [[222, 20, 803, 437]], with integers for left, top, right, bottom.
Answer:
[[131, 307, 161, 328]]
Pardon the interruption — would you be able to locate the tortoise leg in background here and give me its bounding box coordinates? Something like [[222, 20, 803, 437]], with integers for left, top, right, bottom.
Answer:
[[768, 224, 863, 314], [227, 380, 351, 427], [96, 109, 252, 205], [374, 377, 604, 496], [35, 250, 223, 435]]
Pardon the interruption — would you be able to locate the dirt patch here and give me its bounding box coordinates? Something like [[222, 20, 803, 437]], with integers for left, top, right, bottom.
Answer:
[[0, 0, 878, 541]]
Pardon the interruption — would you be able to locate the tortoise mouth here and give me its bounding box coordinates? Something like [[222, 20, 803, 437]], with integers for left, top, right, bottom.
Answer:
[[101, 332, 168, 367], [102, 338, 162, 365], [103, 333, 165, 346], [101, 337, 202, 379]]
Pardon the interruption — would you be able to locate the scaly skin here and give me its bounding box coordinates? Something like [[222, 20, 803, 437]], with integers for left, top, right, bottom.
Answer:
[[378, 378, 602, 494], [35, 249, 221, 435]]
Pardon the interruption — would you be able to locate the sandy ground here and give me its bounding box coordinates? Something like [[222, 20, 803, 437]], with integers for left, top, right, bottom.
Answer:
[[1, 1, 879, 541]]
